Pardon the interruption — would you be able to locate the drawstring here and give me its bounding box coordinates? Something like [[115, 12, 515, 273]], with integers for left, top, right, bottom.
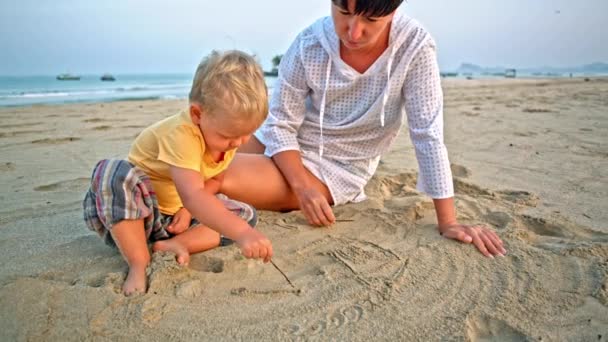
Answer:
[[318, 43, 394, 157], [380, 44, 397, 127], [318, 56, 332, 158]]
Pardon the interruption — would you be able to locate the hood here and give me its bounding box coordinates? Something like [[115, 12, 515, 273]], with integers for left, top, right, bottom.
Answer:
[[313, 12, 420, 79], [309, 12, 422, 157]]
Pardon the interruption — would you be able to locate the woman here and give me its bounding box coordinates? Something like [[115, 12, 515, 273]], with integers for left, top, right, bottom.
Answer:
[[220, 0, 506, 258]]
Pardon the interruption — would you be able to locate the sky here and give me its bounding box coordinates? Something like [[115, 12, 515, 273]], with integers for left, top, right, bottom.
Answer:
[[0, 0, 607, 75]]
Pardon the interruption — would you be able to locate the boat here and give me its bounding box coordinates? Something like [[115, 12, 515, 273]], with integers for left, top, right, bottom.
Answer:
[[440, 72, 459, 78], [56, 73, 80, 81], [100, 73, 116, 81], [505, 69, 517, 78], [263, 70, 278, 77]]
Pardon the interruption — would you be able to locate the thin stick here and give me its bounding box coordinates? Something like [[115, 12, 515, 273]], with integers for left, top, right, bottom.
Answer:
[[270, 260, 295, 288], [335, 219, 355, 222]]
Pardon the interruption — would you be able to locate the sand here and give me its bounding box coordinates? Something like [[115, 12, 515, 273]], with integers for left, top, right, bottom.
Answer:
[[0, 77, 607, 341]]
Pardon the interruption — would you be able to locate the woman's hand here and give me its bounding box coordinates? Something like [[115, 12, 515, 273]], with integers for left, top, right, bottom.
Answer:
[[166, 207, 192, 235], [439, 223, 506, 258], [295, 187, 336, 227]]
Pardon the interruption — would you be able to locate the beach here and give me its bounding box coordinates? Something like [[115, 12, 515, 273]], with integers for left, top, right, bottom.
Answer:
[[0, 77, 607, 340]]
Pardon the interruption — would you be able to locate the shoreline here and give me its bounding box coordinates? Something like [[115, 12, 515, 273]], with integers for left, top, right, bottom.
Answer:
[[1, 76, 607, 108]]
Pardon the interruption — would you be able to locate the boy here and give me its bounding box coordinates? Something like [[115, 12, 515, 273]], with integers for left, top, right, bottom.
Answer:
[[83, 50, 273, 295]]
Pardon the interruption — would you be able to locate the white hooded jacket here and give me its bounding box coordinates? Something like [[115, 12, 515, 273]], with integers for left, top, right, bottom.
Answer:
[[255, 13, 454, 205]]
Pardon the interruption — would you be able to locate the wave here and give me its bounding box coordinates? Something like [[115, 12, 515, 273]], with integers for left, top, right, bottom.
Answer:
[[0, 75, 275, 107], [0, 84, 190, 100], [115, 84, 190, 92]]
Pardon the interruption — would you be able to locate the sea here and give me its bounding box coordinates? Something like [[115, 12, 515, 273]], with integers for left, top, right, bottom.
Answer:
[[0, 71, 605, 107], [0, 74, 279, 107]]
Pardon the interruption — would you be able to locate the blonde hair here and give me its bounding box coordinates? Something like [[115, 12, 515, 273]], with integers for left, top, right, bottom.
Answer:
[[189, 50, 268, 132]]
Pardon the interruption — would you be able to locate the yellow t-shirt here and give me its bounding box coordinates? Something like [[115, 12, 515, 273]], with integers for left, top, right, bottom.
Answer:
[[128, 110, 236, 215]]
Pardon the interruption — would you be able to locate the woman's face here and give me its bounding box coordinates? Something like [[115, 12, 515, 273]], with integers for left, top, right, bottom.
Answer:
[[331, 0, 396, 52]]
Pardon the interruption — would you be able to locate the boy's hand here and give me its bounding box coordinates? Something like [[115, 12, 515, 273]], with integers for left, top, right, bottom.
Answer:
[[166, 208, 192, 235], [235, 229, 273, 263]]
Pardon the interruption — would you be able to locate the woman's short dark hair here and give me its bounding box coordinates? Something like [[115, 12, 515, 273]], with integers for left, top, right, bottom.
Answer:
[[331, 0, 404, 17]]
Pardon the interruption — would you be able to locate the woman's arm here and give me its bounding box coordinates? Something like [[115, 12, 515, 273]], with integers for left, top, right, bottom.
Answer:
[[434, 197, 505, 257], [403, 43, 505, 257], [272, 150, 335, 226], [258, 32, 336, 226]]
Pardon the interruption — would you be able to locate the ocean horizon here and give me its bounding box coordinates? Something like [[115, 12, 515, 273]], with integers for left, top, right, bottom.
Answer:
[[0, 74, 281, 107], [1, 71, 606, 107]]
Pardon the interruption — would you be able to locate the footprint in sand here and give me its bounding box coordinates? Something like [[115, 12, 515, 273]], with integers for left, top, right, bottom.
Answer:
[[366, 172, 418, 199], [513, 214, 608, 259], [466, 315, 528, 342], [83, 118, 106, 123], [144, 252, 210, 298], [494, 190, 539, 207], [140, 297, 171, 323], [513, 131, 538, 137], [484, 211, 512, 229], [595, 276, 608, 306], [453, 178, 494, 197], [31, 137, 81, 144], [519, 214, 608, 241], [189, 255, 224, 273], [451, 163, 471, 178], [0, 122, 43, 129], [92, 125, 112, 131], [0, 161, 16, 171], [522, 107, 552, 113], [453, 178, 539, 207], [0, 129, 50, 138], [175, 280, 204, 299], [34, 177, 90, 192]]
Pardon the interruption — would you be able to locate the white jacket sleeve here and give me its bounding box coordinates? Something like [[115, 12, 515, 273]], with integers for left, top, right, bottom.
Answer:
[[258, 33, 310, 157], [403, 43, 454, 199]]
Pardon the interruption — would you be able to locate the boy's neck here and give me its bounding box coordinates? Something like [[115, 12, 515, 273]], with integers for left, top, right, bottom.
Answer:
[[209, 151, 225, 163]]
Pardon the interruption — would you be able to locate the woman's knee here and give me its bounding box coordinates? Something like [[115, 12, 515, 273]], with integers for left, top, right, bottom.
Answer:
[[237, 135, 265, 154]]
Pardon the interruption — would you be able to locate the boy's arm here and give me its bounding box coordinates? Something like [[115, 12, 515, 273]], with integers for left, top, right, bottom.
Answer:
[[169, 165, 272, 261], [203, 173, 224, 195], [171, 173, 224, 233]]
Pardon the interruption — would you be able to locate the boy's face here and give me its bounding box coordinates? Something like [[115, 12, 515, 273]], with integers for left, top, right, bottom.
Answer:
[[190, 104, 256, 153]]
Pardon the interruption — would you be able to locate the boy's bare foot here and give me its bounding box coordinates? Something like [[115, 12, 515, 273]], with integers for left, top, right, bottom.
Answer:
[[123, 265, 147, 296], [153, 239, 190, 265]]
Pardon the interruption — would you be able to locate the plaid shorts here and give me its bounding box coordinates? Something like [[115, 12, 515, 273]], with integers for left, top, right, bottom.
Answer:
[[83, 159, 257, 247]]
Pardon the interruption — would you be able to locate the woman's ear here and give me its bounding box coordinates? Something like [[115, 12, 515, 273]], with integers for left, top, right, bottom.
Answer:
[[189, 103, 203, 125]]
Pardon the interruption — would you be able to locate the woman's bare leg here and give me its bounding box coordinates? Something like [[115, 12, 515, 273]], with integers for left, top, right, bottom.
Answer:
[[222, 137, 332, 211], [237, 136, 266, 154]]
